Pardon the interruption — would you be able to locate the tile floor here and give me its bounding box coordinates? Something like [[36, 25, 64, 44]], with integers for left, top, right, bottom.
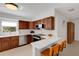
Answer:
[[0, 40, 79, 56], [61, 40, 79, 56], [0, 44, 32, 56]]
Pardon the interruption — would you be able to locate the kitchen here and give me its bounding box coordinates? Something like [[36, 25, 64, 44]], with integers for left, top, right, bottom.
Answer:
[[0, 3, 72, 56], [0, 14, 59, 55]]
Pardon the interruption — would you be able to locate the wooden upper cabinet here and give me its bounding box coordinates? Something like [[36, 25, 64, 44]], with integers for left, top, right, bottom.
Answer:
[[36, 20, 42, 24], [42, 16, 55, 30], [29, 20, 42, 29], [29, 21, 37, 29], [10, 36, 19, 48], [29, 22, 35, 29], [30, 16, 55, 30], [19, 20, 29, 29], [19, 16, 55, 30], [32, 21, 36, 29], [50, 16, 55, 30]]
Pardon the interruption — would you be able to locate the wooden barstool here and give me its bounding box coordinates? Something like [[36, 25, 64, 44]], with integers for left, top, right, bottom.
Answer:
[[41, 47, 53, 56], [41, 44, 60, 56], [57, 40, 67, 52], [56, 41, 64, 56], [56, 39, 67, 56], [57, 41, 63, 52], [59, 42, 64, 52], [51, 44, 60, 56], [63, 40, 67, 48]]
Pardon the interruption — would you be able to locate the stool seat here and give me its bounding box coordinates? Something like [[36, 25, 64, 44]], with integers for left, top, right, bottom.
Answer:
[[41, 48, 50, 56], [41, 44, 60, 56], [51, 44, 60, 56]]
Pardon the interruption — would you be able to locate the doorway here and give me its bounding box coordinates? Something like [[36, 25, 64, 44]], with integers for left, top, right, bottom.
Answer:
[[67, 22, 75, 44]]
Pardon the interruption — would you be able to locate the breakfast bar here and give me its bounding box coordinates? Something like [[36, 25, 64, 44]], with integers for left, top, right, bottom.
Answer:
[[31, 37, 61, 56]]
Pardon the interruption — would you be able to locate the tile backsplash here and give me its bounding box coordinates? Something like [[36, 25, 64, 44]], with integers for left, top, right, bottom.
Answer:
[[19, 29, 57, 37]]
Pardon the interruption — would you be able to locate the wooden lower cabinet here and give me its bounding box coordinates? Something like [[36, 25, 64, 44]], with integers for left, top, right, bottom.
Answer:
[[0, 39, 2, 51], [0, 36, 19, 52], [10, 36, 19, 49], [27, 35, 33, 44], [1, 37, 10, 51]]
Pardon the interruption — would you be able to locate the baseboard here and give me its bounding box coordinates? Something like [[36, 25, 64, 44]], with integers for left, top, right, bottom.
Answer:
[[19, 44, 27, 47]]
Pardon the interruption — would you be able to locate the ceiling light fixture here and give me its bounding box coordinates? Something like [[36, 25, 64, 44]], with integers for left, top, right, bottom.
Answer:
[[5, 3, 18, 11]]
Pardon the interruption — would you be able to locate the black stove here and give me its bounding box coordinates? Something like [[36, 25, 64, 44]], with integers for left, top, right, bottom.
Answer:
[[33, 35, 41, 42]]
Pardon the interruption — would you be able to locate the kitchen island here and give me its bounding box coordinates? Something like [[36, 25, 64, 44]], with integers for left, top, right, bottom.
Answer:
[[31, 37, 61, 56]]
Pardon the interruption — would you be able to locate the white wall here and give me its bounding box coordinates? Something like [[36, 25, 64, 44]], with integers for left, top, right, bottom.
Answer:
[[71, 20, 79, 41], [0, 17, 19, 35], [33, 7, 55, 21], [55, 10, 68, 39]]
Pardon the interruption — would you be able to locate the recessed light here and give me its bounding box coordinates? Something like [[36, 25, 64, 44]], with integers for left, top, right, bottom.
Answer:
[[5, 3, 18, 11]]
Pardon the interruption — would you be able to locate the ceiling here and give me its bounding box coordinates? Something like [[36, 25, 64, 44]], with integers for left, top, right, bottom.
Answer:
[[56, 5, 79, 20], [0, 3, 79, 21]]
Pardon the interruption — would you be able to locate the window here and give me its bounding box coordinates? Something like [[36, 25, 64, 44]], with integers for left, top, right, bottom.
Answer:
[[2, 21, 18, 32]]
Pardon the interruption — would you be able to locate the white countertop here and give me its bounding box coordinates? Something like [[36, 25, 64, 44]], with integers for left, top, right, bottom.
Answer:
[[0, 33, 46, 38], [31, 37, 61, 50], [0, 33, 30, 38], [0, 34, 19, 38]]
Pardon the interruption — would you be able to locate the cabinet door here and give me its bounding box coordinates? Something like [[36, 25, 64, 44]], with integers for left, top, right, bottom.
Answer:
[[29, 22, 34, 29], [26, 21, 29, 29], [32, 21, 37, 29], [19, 20, 29, 29], [0, 39, 2, 51], [10, 36, 19, 48], [43, 16, 55, 30], [19, 20, 25, 29], [30, 21, 40, 29], [43, 18, 50, 30], [27, 35, 33, 44], [36, 20, 42, 24], [50, 17, 55, 30], [1, 37, 10, 51]]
